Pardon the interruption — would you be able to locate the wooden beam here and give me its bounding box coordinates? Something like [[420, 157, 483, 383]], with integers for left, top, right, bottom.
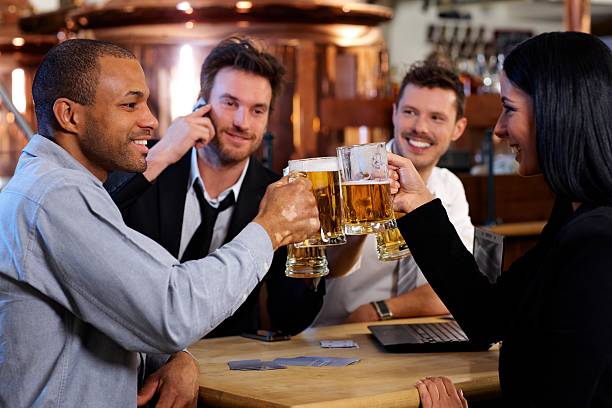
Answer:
[[319, 98, 394, 130]]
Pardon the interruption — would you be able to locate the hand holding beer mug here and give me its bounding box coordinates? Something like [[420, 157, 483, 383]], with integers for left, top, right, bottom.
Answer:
[[284, 157, 345, 278], [288, 157, 346, 247], [337, 143, 411, 261], [253, 176, 320, 250]]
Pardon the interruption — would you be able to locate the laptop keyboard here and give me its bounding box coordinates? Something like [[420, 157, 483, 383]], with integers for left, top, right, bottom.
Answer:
[[368, 321, 491, 352], [410, 322, 468, 343]]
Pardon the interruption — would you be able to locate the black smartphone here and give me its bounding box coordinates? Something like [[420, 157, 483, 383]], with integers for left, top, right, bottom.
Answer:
[[192, 96, 207, 112], [240, 330, 291, 342]]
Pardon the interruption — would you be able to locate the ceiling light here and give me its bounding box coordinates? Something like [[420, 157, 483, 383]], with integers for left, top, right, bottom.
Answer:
[[176, 1, 191, 11], [12, 69, 26, 113], [236, 1, 253, 12]]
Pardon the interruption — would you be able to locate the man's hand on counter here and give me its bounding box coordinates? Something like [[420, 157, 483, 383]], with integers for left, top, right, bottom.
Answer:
[[345, 303, 380, 323], [137, 351, 199, 408]]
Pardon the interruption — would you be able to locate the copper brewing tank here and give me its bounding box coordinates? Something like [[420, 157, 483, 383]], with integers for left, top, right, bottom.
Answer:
[[30, 0, 394, 171], [0, 0, 56, 179]]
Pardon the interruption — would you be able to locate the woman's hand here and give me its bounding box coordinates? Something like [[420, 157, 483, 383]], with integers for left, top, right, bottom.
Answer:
[[387, 152, 434, 214], [415, 377, 468, 408]]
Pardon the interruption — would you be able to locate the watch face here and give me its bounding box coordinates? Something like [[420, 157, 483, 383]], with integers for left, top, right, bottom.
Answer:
[[372, 301, 392, 320]]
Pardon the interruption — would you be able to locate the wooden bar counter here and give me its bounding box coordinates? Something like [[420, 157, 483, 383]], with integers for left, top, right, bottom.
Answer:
[[189, 317, 501, 407]]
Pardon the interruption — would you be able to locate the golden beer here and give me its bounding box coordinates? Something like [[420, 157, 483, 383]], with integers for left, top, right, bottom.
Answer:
[[285, 244, 329, 278], [341, 181, 396, 235], [375, 227, 411, 261], [289, 157, 346, 247]]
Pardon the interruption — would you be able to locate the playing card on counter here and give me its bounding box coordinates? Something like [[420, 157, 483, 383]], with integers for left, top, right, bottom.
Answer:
[[272, 356, 360, 367], [325, 357, 360, 367], [320, 340, 359, 348], [273, 356, 326, 367], [228, 359, 287, 371]]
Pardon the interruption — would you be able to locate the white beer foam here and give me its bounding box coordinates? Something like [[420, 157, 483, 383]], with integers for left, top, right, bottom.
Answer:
[[342, 180, 390, 185], [288, 157, 339, 172]]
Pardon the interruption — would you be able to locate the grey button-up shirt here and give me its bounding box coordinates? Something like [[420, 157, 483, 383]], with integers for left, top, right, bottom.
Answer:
[[0, 135, 273, 407]]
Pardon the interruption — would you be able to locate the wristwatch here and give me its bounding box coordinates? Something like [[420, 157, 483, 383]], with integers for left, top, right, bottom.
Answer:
[[371, 300, 393, 321]]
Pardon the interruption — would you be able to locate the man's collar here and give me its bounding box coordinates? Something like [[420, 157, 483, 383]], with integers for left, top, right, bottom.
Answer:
[[22, 134, 103, 186], [188, 147, 250, 204]]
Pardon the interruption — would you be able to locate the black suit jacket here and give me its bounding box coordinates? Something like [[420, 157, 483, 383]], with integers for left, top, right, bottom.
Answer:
[[106, 152, 324, 337], [399, 198, 612, 407]]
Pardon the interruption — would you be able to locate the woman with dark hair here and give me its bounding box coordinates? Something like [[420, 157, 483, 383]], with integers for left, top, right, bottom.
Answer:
[[391, 31, 612, 407]]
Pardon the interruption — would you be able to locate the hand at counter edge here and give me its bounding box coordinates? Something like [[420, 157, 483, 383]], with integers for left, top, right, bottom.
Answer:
[[137, 351, 199, 408]]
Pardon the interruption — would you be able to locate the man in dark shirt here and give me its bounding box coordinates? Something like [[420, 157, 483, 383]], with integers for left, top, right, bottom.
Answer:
[[107, 36, 324, 339]]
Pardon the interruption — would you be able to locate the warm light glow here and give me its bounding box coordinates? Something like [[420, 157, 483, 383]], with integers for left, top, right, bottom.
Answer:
[[358, 126, 369, 144], [170, 45, 199, 119], [313, 116, 321, 134], [338, 26, 364, 41], [176, 1, 191, 11], [185, 21, 194, 29], [12, 37, 25, 47], [335, 26, 371, 47], [11, 69, 27, 113], [342, 5, 351, 13], [236, 1, 253, 11]]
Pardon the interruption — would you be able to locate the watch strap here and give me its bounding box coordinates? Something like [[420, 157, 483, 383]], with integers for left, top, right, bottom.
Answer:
[[371, 300, 393, 320]]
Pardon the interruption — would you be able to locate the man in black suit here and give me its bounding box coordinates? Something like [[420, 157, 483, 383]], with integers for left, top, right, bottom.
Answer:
[[107, 36, 324, 340]]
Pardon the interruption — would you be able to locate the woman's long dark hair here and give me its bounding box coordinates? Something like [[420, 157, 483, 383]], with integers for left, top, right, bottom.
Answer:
[[504, 32, 612, 205]]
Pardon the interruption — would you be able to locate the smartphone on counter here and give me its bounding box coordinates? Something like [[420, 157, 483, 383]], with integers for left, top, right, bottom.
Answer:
[[241, 330, 291, 342]]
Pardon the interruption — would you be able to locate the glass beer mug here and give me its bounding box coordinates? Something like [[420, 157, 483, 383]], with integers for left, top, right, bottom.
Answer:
[[336, 142, 396, 235], [283, 159, 345, 278], [288, 157, 346, 247], [375, 226, 411, 261], [285, 245, 329, 278]]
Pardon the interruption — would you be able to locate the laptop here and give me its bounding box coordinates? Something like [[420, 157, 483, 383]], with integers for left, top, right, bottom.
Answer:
[[368, 320, 492, 352]]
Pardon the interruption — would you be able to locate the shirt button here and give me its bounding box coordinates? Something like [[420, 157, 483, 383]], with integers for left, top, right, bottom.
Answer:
[[263, 262, 269, 271]]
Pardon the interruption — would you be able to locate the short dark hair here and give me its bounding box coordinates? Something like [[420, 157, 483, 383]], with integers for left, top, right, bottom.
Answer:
[[199, 36, 285, 109], [397, 62, 465, 120], [32, 39, 135, 132], [504, 32, 612, 205]]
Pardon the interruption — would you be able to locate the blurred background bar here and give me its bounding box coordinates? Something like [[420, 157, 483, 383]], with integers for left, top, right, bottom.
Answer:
[[0, 0, 603, 259]]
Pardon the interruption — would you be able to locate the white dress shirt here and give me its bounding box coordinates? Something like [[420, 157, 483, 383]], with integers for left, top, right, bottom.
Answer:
[[179, 148, 250, 259]]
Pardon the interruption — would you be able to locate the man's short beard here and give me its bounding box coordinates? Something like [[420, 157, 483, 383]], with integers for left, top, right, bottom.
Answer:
[[207, 136, 238, 165], [207, 128, 263, 165]]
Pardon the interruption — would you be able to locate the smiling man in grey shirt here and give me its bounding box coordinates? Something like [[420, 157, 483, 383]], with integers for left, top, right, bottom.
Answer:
[[0, 39, 319, 407]]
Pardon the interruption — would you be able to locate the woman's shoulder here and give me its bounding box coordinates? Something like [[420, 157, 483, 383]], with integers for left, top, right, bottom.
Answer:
[[556, 204, 612, 248]]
